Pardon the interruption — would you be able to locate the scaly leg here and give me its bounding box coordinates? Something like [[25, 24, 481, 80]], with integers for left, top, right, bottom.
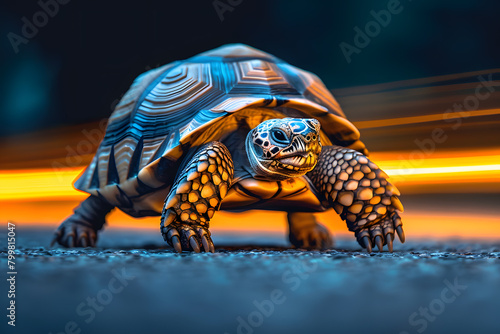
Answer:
[[287, 212, 333, 250], [308, 145, 405, 252], [161, 141, 234, 253], [51, 195, 114, 247]]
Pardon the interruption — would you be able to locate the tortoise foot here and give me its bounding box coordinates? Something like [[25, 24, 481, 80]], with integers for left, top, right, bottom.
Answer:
[[51, 220, 98, 248], [162, 222, 215, 253], [355, 212, 405, 253], [289, 222, 333, 250], [287, 212, 333, 250]]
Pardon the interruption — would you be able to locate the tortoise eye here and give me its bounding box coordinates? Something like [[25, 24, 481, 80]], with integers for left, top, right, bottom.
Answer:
[[271, 129, 288, 144]]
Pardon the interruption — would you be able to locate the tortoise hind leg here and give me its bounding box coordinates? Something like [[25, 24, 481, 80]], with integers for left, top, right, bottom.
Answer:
[[287, 212, 333, 250], [51, 195, 114, 248], [161, 141, 234, 253]]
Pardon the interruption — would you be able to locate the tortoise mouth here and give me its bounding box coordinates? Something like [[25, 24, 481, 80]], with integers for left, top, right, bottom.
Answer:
[[275, 136, 320, 170], [277, 153, 317, 169], [263, 152, 317, 173]]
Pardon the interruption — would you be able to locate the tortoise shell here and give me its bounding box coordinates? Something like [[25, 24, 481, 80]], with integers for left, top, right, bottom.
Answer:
[[74, 44, 366, 214]]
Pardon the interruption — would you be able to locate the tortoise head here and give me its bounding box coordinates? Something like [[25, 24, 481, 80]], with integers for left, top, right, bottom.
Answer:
[[245, 118, 322, 179]]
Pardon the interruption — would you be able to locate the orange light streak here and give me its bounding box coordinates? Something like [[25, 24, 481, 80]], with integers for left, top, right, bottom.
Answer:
[[1, 150, 498, 240], [0, 167, 86, 201], [0, 152, 499, 201], [1, 200, 499, 241], [353, 108, 500, 129]]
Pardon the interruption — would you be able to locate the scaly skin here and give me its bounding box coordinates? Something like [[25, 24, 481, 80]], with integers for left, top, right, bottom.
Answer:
[[287, 212, 333, 250], [161, 141, 234, 253], [307, 145, 405, 252], [51, 195, 113, 247]]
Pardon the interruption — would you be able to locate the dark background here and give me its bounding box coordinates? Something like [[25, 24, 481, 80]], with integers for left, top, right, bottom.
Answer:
[[1, 0, 499, 136], [1, 3, 500, 334]]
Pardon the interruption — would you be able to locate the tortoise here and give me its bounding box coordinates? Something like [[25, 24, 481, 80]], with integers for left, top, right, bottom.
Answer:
[[52, 44, 405, 253]]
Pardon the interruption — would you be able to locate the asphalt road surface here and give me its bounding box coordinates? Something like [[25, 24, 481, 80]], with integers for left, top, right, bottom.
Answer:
[[1, 228, 499, 334]]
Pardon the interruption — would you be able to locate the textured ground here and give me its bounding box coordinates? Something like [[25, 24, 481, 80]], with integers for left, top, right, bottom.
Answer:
[[1, 228, 500, 334]]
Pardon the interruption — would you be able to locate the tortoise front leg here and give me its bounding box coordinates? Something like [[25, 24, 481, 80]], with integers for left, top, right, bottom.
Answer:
[[161, 141, 234, 253], [308, 146, 405, 252]]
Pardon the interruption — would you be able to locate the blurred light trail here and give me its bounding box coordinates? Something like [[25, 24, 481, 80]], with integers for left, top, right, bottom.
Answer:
[[353, 108, 500, 129], [0, 152, 499, 201], [388, 164, 500, 175], [0, 167, 85, 201], [1, 200, 499, 240]]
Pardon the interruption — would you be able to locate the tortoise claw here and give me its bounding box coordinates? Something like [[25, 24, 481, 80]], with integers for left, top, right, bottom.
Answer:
[[171, 235, 182, 253], [201, 234, 210, 253], [361, 236, 372, 253], [396, 225, 405, 243], [196, 227, 215, 253], [374, 235, 384, 252], [189, 237, 201, 253], [386, 234, 394, 252]]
